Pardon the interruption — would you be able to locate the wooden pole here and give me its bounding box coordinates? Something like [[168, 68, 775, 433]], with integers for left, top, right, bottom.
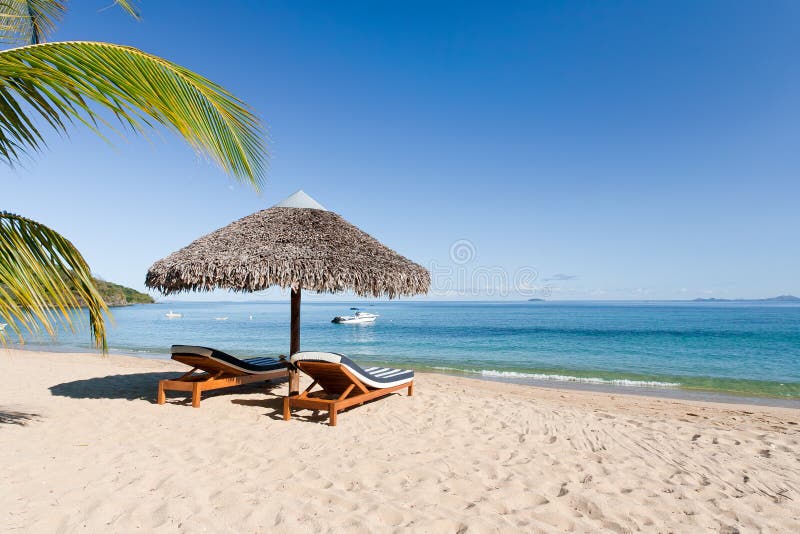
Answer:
[[289, 287, 301, 395]]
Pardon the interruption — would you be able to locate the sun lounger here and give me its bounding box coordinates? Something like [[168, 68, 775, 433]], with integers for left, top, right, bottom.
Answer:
[[283, 351, 414, 426], [158, 345, 289, 407]]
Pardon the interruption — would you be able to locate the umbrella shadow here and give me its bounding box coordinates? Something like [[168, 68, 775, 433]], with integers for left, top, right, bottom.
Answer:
[[159, 380, 288, 407], [232, 396, 332, 424], [0, 409, 40, 426], [231, 397, 293, 421], [230, 380, 291, 419], [240, 392, 402, 424]]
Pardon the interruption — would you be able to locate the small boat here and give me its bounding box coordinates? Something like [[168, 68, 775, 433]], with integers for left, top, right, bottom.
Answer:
[[0, 323, 6, 331], [332, 311, 379, 324], [214, 316, 229, 321], [165, 311, 182, 319], [350, 307, 359, 310]]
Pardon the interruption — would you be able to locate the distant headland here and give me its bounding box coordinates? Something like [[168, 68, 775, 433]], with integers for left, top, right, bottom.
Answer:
[[93, 278, 154, 307], [692, 295, 799, 303]]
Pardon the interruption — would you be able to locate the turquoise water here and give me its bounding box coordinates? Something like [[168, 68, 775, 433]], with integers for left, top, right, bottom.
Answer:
[[14, 301, 800, 400]]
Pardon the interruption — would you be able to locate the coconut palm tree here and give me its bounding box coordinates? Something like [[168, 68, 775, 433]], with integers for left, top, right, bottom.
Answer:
[[0, 1, 265, 350]]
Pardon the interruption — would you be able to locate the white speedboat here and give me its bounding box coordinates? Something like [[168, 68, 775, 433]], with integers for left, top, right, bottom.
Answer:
[[165, 311, 182, 319], [332, 311, 378, 324], [214, 316, 229, 321]]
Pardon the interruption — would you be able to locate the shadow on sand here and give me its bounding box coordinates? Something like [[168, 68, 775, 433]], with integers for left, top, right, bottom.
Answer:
[[49, 373, 289, 406], [231, 396, 292, 421], [234, 389, 401, 425], [0, 409, 40, 426], [232, 396, 332, 424]]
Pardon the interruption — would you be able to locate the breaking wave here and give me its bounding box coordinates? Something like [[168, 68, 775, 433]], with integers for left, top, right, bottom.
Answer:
[[432, 367, 681, 388]]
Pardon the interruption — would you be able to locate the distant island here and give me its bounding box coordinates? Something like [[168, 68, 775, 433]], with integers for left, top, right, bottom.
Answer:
[[692, 295, 799, 303], [527, 298, 546, 302], [92, 278, 154, 307]]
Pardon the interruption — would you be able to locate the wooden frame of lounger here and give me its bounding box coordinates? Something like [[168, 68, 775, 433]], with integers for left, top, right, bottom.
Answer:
[[158, 353, 289, 408], [283, 361, 413, 426]]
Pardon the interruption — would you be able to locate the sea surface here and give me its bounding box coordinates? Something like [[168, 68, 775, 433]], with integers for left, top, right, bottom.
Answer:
[[12, 301, 800, 402]]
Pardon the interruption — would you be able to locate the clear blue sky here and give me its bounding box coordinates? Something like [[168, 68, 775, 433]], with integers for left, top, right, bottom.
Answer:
[[4, 1, 799, 300]]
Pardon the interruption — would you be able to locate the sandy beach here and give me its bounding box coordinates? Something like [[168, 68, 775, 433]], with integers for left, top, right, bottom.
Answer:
[[1, 349, 798, 533]]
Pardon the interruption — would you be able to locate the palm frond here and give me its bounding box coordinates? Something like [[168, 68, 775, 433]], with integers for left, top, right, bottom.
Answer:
[[0, 1, 140, 45], [0, 211, 109, 350], [0, 0, 65, 45], [111, 0, 139, 20], [0, 41, 265, 186]]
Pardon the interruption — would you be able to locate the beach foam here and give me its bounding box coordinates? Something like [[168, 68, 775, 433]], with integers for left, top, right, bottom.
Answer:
[[432, 366, 682, 388]]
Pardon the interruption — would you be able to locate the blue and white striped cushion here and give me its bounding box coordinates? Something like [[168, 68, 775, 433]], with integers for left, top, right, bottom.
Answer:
[[171, 345, 287, 374], [290, 352, 414, 388]]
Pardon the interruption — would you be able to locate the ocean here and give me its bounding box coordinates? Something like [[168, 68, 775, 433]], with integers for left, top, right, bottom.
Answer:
[[13, 300, 800, 402]]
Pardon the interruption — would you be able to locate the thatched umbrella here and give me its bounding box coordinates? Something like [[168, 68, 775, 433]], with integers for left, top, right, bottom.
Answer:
[[145, 190, 430, 393]]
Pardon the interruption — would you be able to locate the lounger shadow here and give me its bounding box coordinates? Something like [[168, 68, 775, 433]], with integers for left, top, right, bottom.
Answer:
[[283, 351, 414, 426], [51, 372, 178, 401], [158, 345, 289, 408]]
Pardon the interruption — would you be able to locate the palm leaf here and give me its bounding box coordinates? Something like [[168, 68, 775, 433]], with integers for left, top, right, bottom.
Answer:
[[0, 0, 65, 45], [0, 41, 265, 185], [0, 1, 139, 45], [0, 211, 109, 350], [110, 1, 139, 20]]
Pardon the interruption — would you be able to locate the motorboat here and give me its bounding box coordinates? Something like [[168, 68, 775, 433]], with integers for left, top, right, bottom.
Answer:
[[214, 316, 229, 321], [165, 311, 182, 319], [332, 311, 378, 324]]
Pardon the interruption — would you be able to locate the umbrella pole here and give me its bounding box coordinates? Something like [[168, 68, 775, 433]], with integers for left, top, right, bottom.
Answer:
[[289, 287, 301, 395]]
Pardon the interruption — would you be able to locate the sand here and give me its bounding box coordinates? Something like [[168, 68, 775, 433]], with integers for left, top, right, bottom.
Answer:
[[1, 349, 798, 533]]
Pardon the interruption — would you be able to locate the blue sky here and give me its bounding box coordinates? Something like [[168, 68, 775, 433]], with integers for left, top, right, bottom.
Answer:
[[4, 1, 799, 301]]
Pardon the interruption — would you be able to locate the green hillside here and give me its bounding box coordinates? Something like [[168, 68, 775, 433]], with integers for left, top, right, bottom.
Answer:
[[92, 278, 154, 306]]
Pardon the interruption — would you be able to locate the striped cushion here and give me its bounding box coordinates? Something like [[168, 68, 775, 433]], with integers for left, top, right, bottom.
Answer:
[[290, 351, 414, 388], [171, 345, 287, 374]]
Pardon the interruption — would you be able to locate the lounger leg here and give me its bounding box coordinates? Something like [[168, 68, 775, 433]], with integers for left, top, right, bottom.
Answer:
[[283, 397, 291, 421], [408, 381, 414, 396], [329, 406, 337, 426], [191, 383, 202, 408], [157, 381, 166, 405]]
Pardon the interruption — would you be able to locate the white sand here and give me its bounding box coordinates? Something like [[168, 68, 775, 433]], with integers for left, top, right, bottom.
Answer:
[[1, 349, 798, 533]]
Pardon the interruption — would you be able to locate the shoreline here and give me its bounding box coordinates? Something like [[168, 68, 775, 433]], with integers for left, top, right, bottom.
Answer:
[[8, 343, 800, 408], [469, 371, 800, 409]]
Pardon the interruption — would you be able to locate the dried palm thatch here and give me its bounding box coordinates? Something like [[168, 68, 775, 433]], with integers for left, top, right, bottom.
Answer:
[[145, 192, 430, 298]]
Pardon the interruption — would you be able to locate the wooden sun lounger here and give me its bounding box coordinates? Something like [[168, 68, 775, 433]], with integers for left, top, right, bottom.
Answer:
[[283, 352, 414, 426], [158, 345, 289, 408]]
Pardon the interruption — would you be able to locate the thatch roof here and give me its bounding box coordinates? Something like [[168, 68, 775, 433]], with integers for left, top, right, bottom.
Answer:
[[145, 191, 430, 298]]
